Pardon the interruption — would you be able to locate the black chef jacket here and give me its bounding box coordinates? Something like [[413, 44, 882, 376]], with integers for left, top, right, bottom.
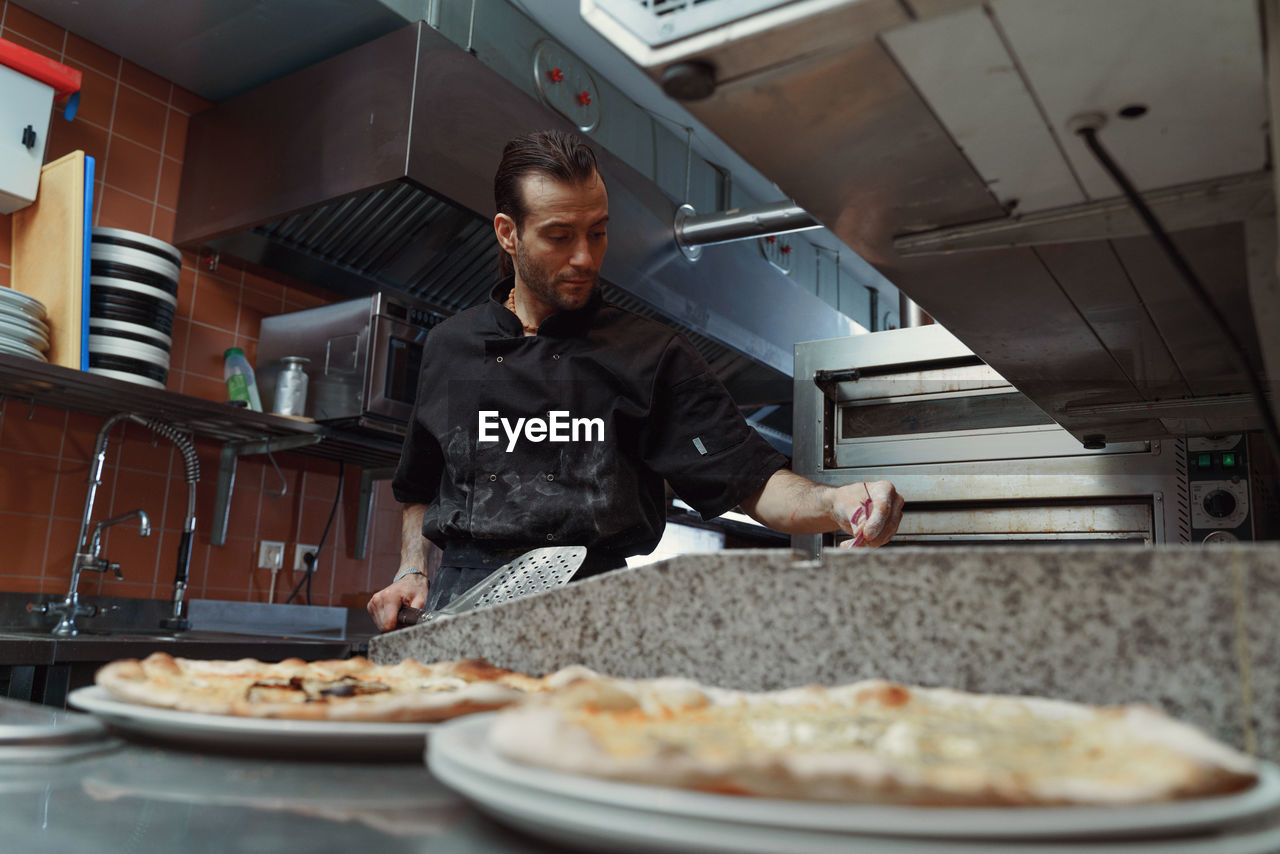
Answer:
[[392, 278, 789, 571]]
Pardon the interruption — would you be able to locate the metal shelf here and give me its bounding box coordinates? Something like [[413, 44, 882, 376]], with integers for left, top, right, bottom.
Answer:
[[0, 354, 403, 468], [0, 354, 405, 550]]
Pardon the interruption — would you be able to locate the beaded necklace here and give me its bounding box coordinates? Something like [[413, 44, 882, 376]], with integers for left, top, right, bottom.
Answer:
[[505, 288, 539, 336]]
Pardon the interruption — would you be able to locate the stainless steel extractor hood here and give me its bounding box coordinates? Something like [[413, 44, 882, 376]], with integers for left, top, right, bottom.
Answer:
[[580, 0, 1280, 446], [174, 21, 858, 414]]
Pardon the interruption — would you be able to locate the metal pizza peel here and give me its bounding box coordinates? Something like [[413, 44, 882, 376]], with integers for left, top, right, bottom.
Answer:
[[395, 546, 587, 627]]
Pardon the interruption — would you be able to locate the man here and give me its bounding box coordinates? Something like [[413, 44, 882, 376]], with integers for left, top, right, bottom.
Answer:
[[367, 130, 903, 631]]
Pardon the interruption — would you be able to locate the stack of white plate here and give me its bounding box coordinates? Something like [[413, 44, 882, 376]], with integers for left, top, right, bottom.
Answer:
[[88, 227, 181, 389], [0, 287, 50, 362]]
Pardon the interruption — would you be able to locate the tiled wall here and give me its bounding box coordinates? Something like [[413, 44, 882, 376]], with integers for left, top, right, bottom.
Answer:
[[0, 1, 404, 609]]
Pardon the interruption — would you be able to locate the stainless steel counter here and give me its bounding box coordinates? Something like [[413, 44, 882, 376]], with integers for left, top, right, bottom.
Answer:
[[2, 739, 562, 854], [0, 629, 352, 664], [6, 724, 1280, 854]]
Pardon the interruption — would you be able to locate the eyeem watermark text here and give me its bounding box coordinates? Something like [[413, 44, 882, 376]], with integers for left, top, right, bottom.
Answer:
[[478, 410, 604, 452]]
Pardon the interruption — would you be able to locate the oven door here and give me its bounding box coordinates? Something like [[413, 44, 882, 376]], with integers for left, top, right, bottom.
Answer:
[[364, 314, 428, 431]]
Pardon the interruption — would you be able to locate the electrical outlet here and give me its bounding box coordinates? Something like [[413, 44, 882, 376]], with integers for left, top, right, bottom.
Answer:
[[293, 543, 320, 572], [257, 541, 285, 570]]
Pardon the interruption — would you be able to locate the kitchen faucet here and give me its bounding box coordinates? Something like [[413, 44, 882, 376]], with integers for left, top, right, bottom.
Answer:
[[29, 413, 201, 637], [32, 509, 151, 636]]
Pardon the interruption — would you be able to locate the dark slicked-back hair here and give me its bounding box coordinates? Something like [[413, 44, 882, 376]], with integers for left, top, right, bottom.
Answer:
[[494, 130, 601, 276]]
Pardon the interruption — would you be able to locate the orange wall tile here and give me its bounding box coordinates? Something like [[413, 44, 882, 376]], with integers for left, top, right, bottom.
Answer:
[[102, 135, 162, 199], [0, 1, 397, 611]]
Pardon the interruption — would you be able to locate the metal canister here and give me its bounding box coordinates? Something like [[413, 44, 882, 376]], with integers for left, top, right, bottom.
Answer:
[[273, 356, 310, 416]]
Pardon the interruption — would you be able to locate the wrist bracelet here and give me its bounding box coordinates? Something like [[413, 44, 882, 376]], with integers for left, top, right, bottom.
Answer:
[[392, 568, 426, 583]]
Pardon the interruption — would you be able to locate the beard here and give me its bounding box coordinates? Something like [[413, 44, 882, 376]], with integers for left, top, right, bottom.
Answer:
[[514, 244, 599, 313]]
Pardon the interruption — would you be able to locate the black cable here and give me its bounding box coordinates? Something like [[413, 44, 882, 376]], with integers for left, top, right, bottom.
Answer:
[[1076, 125, 1280, 464], [284, 461, 345, 606]]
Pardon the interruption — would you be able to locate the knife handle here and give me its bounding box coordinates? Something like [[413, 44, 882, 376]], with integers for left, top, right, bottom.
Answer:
[[396, 605, 424, 626]]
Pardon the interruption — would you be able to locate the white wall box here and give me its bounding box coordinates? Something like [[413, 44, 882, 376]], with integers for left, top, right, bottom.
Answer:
[[0, 62, 54, 214]]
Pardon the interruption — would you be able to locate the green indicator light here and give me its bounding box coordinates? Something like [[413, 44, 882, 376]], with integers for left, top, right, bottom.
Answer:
[[1222, 453, 1237, 468], [1197, 453, 1212, 468]]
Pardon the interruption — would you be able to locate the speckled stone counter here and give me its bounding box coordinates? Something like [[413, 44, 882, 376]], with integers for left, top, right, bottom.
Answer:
[[370, 545, 1280, 760]]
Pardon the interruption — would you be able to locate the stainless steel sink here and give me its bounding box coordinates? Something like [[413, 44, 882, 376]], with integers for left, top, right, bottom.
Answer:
[[81, 631, 185, 642], [0, 627, 183, 641]]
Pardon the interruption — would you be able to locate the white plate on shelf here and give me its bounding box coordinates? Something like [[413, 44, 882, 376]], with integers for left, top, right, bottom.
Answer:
[[0, 337, 47, 362], [90, 242, 181, 283], [0, 314, 49, 349], [0, 301, 49, 332], [88, 317, 173, 347], [87, 334, 170, 367], [90, 274, 178, 306], [0, 286, 47, 320], [91, 226, 182, 266], [428, 714, 1280, 854], [69, 686, 439, 758], [86, 367, 166, 388]]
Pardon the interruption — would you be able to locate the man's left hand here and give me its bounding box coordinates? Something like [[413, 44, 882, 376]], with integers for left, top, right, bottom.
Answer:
[[832, 480, 903, 548]]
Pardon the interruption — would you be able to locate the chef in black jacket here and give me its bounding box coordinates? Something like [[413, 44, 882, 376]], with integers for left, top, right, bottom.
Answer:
[[367, 130, 903, 631]]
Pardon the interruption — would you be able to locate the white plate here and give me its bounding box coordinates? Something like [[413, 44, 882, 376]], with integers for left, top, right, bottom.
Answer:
[[92, 226, 182, 266], [429, 714, 1280, 853], [88, 334, 170, 367], [0, 286, 46, 320], [90, 274, 178, 306], [90, 242, 181, 283], [0, 337, 47, 362], [69, 686, 439, 758], [0, 314, 49, 349], [86, 367, 166, 388], [89, 318, 173, 348], [0, 301, 49, 332]]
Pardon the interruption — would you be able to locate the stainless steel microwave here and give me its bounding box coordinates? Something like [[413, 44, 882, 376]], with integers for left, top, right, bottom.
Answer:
[[257, 292, 439, 435]]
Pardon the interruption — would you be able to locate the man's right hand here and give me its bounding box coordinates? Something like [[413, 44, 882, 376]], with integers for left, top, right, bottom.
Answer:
[[367, 573, 429, 633]]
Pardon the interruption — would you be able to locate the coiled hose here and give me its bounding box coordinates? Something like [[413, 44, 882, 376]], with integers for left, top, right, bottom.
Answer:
[[131, 416, 200, 626]]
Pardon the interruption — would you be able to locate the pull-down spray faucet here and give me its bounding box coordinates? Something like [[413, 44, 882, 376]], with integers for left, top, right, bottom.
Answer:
[[31, 413, 200, 636]]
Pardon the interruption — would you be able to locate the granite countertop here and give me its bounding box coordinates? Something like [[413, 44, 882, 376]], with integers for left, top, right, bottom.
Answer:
[[372, 544, 1280, 763]]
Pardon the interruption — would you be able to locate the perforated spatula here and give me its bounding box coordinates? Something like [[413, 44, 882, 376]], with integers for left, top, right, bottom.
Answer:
[[396, 546, 587, 627]]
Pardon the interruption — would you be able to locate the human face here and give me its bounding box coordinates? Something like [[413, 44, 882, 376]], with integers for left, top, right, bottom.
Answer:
[[496, 172, 609, 317]]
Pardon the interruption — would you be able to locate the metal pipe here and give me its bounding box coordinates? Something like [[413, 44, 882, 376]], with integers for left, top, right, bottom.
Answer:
[[676, 200, 821, 249], [71, 412, 134, 575]]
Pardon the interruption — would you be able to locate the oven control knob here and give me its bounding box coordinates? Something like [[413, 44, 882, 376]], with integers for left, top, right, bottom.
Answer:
[[1202, 489, 1237, 519]]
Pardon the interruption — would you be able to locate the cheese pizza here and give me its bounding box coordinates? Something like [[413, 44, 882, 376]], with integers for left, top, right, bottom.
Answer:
[[96, 652, 591, 722], [489, 675, 1259, 806]]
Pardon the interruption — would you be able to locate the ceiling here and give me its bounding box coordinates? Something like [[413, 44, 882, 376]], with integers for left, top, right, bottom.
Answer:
[[18, 0, 1279, 445], [14, 0, 867, 280], [15, 0, 421, 101], [577, 0, 1280, 445]]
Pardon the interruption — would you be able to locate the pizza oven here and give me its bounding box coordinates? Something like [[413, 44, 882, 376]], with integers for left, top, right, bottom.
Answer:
[[790, 324, 1193, 556]]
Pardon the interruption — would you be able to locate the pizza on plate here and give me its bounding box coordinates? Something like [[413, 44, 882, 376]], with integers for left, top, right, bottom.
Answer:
[[95, 652, 592, 722], [489, 675, 1259, 806]]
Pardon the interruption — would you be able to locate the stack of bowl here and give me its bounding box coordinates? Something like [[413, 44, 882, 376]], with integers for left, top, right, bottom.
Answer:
[[88, 228, 180, 389]]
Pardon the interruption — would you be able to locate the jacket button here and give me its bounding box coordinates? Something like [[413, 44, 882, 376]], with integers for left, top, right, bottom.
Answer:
[[546, 533, 554, 541], [552, 354, 560, 360], [496, 356, 504, 363], [546, 474, 554, 481], [489, 474, 497, 482]]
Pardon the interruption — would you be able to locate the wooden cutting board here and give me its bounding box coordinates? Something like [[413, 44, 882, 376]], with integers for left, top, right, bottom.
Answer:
[[10, 150, 92, 370]]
